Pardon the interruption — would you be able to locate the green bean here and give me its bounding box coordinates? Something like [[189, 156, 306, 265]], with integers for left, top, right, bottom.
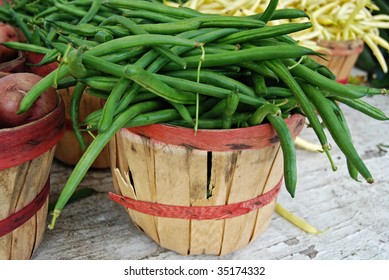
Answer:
[[169, 113, 252, 129], [122, 9, 180, 23], [33, 26, 52, 48], [190, 17, 265, 29], [43, 12, 78, 29], [275, 34, 298, 45], [56, 76, 78, 89], [265, 87, 294, 98], [86, 34, 199, 57], [139, 21, 203, 34], [81, 108, 103, 129], [51, 42, 69, 55], [98, 78, 132, 133], [115, 28, 240, 115], [66, 48, 89, 78], [126, 95, 216, 128], [46, 20, 101, 37], [9, 8, 33, 43], [239, 62, 278, 81], [48, 100, 165, 229], [332, 96, 389, 121], [301, 56, 336, 80], [18, 65, 70, 113], [328, 100, 360, 182], [84, 89, 109, 100], [80, 76, 118, 91], [13, 0, 30, 10], [197, 97, 222, 115], [101, 15, 187, 68], [56, 35, 98, 49], [301, 83, 374, 183], [101, 21, 202, 36], [109, 1, 266, 28], [78, 0, 102, 24], [94, 30, 114, 43], [70, 82, 88, 151], [99, 47, 146, 64], [165, 70, 256, 97], [127, 91, 159, 104], [104, 0, 203, 18], [46, 27, 58, 42], [168, 102, 193, 125], [124, 64, 197, 104], [180, 46, 231, 57], [253, 73, 267, 96], [54, 2, 106, 23], [264, 60, 336, 171], [1, 41, 51, 54], [201, 99, 226, 119], [124, 108, 181, 127], [163, 44, 320, 71], [217, 22, 311, 45], [27, 48, 58, 66], [266, 114, 297, 197], [258, 0, 279, 23], [113, 49, 162, 114], [154, 73, 266, 107], [222, 90, 240, 129], [182, 42, 239, 55], [34, 5, 59, 19], [267, 8, 310, 21], [284, 59, 384, 98], [248, 103, 281, 126]]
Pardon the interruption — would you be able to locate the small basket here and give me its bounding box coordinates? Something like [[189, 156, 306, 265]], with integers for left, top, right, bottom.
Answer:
[[108, 114, 305, 256], [312, 39, 364, 84], [0, 94, 65, 260]]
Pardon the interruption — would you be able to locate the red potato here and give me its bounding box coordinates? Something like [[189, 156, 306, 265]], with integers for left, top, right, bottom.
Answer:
[[0, 22, 20, 63], [0, 73, 58, 128]]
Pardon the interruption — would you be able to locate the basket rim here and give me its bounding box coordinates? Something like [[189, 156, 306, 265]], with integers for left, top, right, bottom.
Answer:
[[0, 94, 65, 169], [124, 114, 305, 152]]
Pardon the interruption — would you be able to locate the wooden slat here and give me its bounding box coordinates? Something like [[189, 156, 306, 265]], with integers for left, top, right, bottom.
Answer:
[[219, 145, 280, 255], [153, 142, 191, 255]]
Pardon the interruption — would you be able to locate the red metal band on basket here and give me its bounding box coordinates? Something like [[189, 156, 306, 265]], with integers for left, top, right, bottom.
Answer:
[[125, 114, 305, 152], [108, 178, 282, 220], [0, 178, 50, 238], [0, 98, 65, 170]]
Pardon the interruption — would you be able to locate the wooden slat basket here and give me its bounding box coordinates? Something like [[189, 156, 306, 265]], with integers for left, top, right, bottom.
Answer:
[[0, 95, 65, 260], [108, 114, 305, 256]]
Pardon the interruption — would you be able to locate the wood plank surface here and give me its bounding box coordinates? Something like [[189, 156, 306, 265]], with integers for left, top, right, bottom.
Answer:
[[31, 93, 389, 260]]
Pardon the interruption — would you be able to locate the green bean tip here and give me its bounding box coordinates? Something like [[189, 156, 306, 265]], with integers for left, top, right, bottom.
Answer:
[[48, 209, 61, 230]]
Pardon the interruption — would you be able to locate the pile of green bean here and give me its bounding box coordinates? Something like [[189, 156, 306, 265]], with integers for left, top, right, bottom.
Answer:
[[2, 0, 388, 228]]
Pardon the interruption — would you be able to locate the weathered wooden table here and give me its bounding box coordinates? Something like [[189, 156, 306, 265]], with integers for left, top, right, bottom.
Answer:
[[32, 94, 389, 260]]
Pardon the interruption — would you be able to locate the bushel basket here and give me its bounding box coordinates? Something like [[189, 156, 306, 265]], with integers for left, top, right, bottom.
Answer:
[[108, 114, 305, 256], [0, 96, 65, 260]]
